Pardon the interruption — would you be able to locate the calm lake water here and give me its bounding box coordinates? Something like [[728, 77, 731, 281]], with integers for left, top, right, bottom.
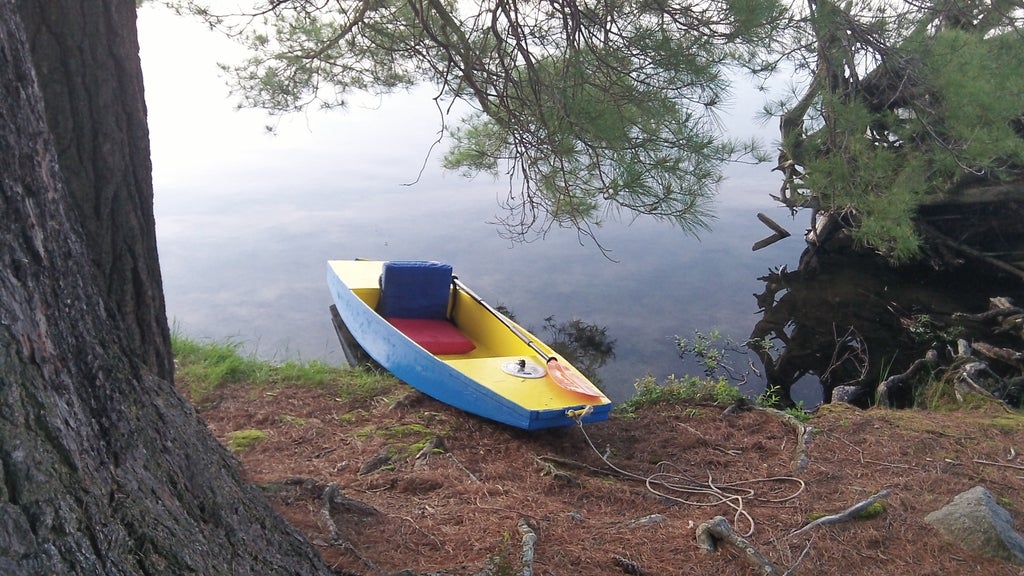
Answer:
[[141, 6, 1011, 404]]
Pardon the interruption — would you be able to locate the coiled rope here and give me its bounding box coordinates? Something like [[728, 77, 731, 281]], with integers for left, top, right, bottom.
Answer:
[[570, 414, 805, 536]]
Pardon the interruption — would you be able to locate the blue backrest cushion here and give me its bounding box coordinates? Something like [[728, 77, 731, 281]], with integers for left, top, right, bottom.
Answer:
[[378, 261, 453, 320]]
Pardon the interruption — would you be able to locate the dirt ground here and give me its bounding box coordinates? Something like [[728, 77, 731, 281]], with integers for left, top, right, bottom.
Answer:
[[187, 380, 1024, 576]]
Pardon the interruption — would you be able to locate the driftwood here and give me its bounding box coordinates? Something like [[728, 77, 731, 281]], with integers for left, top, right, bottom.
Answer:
[[955, 306, 1024, 322], [972, 341, 1024, 368], [955, 362, 1001, 401], [752, 213, 792, 251], [696, 516, 779, 576], [788, 489, 891, 538]]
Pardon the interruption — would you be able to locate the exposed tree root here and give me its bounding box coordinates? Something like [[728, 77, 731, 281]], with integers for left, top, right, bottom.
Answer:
[[696, 516, 779, 576], [318, 483, 381, 573], [517, 519, 537, 576], [876, 352, 938, 407], [536, 454, 631, 479], [920, 223, 1024, 281], [612, 554, 649, 575], [972, 341, 1024, 369], [533, 455, 582, 487], [750, 407, 814, 472]]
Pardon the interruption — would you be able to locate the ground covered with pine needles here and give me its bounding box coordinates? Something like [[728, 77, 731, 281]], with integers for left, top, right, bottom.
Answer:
[[178, 371, 1024, 576]]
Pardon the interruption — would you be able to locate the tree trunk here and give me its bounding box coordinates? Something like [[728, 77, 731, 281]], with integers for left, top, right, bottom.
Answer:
[[16, 0, 172, 381], [0, 2, 333, 574]]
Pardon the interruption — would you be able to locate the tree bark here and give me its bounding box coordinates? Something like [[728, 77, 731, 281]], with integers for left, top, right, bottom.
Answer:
[[0, 2, 333, 574], [16, 0, 173, 381]]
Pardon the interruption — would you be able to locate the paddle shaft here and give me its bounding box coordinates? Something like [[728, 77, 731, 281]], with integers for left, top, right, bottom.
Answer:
[[452, 278, 555, 362], [454, 277, 605, 399]]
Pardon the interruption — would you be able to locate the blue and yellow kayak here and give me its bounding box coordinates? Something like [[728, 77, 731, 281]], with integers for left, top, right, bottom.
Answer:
[[326, 259, 612, 430]]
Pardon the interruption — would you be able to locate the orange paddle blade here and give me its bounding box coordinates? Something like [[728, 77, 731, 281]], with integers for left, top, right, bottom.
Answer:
[[546, 358, 604, 398]]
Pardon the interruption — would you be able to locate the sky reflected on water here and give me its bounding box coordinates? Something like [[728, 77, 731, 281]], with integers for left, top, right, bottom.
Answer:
[[139, 4, 805, 401]]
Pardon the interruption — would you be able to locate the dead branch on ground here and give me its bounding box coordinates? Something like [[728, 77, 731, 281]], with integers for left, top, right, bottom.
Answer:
[[821, 326, 869, 388], [974, 459, 1024, 471], [787, 489, 891, 538]]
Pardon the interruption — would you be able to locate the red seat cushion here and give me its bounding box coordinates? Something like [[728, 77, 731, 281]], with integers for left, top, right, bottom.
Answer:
[[387, 318, 476, 355]]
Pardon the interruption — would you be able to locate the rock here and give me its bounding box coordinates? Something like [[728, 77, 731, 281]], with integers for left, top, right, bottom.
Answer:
[[830, 385, 863, 405], [924, 486, 1024, 565]]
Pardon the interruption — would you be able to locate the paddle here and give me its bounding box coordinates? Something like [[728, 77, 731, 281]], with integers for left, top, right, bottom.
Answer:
[[453, 278, 605, 399]]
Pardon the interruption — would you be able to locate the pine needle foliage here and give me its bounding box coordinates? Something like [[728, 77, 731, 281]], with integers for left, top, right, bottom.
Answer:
[[175, 0, 787, 243]]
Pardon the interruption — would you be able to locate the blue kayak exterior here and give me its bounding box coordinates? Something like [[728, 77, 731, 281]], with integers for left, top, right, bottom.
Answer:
[[326, 262, 612, 430]]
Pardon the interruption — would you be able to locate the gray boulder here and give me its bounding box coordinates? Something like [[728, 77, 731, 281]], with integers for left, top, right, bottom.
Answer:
[[830, 385, 863, 405], [924, 486, 1024, 565]]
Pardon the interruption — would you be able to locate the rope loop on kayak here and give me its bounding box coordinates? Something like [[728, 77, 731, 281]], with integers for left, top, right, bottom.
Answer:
[[565, 405, 593, 422], [572, 418, 805, 537]]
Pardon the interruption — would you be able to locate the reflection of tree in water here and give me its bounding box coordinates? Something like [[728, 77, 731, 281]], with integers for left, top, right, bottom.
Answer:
[[495, 306, 616, 387], [541, 316, 616, 386], [748, 250, 1006, 408]]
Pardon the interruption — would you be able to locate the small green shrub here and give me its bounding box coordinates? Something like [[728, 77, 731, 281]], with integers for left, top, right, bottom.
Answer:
[[616, 374, 742, 415], [784, 405, 813, 423], [484, 532, 522, 576]]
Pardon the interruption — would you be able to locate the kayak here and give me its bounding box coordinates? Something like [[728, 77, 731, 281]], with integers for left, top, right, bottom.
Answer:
[[326, 260, 612, 430]]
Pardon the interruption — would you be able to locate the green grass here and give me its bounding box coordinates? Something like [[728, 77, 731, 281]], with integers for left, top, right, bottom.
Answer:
[[171, 331, 396, 404]]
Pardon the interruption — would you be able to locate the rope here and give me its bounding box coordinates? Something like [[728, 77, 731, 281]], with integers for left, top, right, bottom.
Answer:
[[572, 417, 805, 536]]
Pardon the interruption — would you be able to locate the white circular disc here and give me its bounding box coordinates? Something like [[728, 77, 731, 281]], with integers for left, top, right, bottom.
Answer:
[[500, 360, 547, 378]]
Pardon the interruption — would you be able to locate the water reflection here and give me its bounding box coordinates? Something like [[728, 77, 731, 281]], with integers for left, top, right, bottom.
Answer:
[[141, 5, 1020, 408], [747, 246, 1020, 408], [539, 316, 616, 387], [493, 306, 614, 388]]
